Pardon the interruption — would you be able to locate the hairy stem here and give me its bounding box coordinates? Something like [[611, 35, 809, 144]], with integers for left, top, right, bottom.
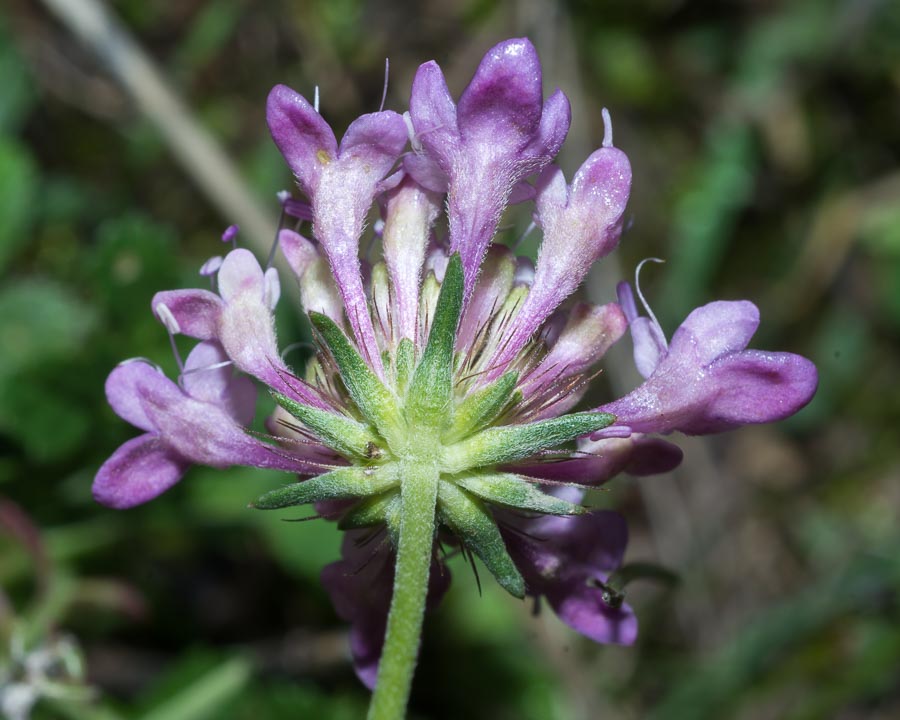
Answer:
[[367, 462, 439, 720]]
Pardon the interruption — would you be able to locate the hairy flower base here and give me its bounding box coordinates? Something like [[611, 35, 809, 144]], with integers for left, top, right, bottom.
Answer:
[[253, 256, 614, 600]]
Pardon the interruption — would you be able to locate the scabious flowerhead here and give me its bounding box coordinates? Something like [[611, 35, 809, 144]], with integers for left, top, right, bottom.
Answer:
[[95, 37, 817, 694]]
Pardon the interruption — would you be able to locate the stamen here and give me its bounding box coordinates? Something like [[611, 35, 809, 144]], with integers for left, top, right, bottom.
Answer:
[[153, 302, 184, 373], [117, 357, 165, 374], [280, 341, 316, 363], [403, 111, 422, 153], [512, 221, 536, 250], [221, 224, 239, 249], [634, 257, 666, 341], [313, 85, 320, 113], [263, 267, 281, 310], [601, 108, 614, 148], [379, 58, 390, 112], [265, 193, 288, 269], [199, 256, 223, 277]]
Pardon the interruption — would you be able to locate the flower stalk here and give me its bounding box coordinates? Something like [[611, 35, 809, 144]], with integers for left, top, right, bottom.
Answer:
[[368, 462, 438, 720]]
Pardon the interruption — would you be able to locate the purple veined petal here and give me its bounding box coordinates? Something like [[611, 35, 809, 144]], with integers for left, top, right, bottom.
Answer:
[[382, 178, 441, 341], [520, 302, 627, 399], [688, 350, 819, 434], [105, 360, 174, 432], [338, 111, 409, 179], [408, 60, 460, 169], [546, 583, 638, 645], [151, 289, 223, 341], [266, 84, 338, 194], [456, 38, 543, 144], [669, 300, 760, 367], [218, 248, 265, 303], [93, 434, 189, 509]]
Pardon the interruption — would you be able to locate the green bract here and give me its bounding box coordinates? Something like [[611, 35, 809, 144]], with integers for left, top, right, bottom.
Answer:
[[255, 254, 616, 596]]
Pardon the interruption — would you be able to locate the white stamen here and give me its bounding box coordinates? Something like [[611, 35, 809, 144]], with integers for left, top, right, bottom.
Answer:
[[180, 359, 233, 378], [601, 108, 613, 148], [280, 341, 316, 362], [264, 267, 282, 310], [117, 357, 165, 374], [380, 58, 390, 112], [403, 111, 422, 153], [276, 189, 291, 205], [513, 221, 537, 250], [313, 85, 320, 113], [634, 257, 666, 339], [154, 303, 181, 335], [373, 218, 385, 236]]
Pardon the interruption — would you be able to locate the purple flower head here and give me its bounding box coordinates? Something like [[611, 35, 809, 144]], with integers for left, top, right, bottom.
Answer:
[[95, 38, 818, 709]]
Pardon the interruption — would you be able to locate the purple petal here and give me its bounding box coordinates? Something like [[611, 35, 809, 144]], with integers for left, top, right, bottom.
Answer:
[[105, 360, 173, 432], [93, 434, 188, 509], [338, 111, 409, 179], [600, 300, 818, 435], [624, 436, 683, 475], [182, 341, 257, 425], [669, 300, 759, 367], [402, 152, 449, 193], [266, 84, 338, 194], [510, 437, 636, 486], [456, 38, 543, 144], [494, 148, 632, 366], [547, 584, 638, 645], [408, 61, 460, 169], [522, 88, 571, 162], [151, 289, 223, 340]]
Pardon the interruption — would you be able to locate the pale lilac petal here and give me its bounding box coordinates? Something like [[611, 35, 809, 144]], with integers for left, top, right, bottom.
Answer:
[[521, 302, 627, 398], [266, 84, 337, 194], [181, 341, 232, 404], [409, 61, 460, 168], [93, 434, 188, 509], [217, 249, 265, 303], [382, 178, 441, 341], [456, 38, 543, 144], [456, 245, 515, 350], [508, 180, 535, 204], [225, 375, 258, 427], [151, 289, 223, 340], [105, 360, 172, 432], [278, 230, 345, 324]]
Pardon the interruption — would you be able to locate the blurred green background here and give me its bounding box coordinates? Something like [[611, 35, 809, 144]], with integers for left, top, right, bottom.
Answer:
[[1, 0, 899, 718]]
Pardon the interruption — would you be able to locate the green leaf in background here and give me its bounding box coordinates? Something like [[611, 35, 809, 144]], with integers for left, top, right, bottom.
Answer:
[[0, 279, 96, 380], [0, 15, 36, 132], [0, 137, 38, 274], [135, 653, 251, 720]]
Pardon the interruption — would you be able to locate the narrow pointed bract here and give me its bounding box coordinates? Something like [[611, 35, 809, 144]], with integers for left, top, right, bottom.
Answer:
[[95, 37, 818, 717]]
